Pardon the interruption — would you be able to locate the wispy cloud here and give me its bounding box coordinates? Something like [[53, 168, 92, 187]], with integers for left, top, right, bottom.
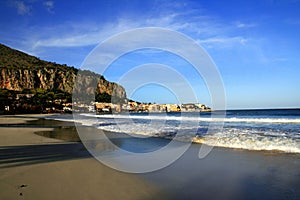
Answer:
[[10, 0, 55, 15], [44, 1, 54, 13], [13, 1, 32, 15], [31, 12, 246, 50], [32, 20, 141, 48], [197, 36, 248, 48], [235, 21, 257, 28]]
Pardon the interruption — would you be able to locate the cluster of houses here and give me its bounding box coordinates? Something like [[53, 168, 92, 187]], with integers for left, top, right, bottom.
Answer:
[[1, 92, 212, 114], [73, 101, 212, 113]]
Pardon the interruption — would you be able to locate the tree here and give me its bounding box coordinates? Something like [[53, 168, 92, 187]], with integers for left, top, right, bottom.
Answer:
[[95, 92, 111, 103]]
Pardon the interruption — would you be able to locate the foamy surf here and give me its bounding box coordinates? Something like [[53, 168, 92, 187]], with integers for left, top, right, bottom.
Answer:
[[81, 113, 300, 124], [192, 129, 300, 153], [92, 117, 300, 153], [46, 110, 300, 154]]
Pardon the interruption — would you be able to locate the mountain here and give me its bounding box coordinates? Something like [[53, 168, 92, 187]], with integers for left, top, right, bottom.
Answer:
[[0, 43, 126, 100]]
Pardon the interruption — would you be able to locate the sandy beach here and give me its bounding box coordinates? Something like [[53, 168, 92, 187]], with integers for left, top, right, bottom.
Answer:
[[0, 115, 300, 200], [0, 115, 163, 200]]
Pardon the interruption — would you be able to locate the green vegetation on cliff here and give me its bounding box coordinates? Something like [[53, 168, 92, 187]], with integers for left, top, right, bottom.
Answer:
[[0, 43, 127, 114], [0, 43, 77, 71]]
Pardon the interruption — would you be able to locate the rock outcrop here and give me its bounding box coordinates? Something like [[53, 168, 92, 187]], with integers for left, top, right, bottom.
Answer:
[[0, 44, 126, 99]]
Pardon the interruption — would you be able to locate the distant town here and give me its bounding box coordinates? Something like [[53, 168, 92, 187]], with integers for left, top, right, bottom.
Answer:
[[75, 100, 212, 114], [0, 89, 211, 115]]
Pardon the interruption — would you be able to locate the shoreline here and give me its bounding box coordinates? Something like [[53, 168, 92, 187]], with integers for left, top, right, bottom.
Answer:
[[41, 118, 300, 155], [38, 114, 300, 155], [1, 115, 300, 199]]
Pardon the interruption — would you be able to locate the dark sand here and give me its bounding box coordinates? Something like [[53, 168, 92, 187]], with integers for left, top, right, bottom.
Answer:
[[1, 115, 299, 199], [143, 145, 300, 200]]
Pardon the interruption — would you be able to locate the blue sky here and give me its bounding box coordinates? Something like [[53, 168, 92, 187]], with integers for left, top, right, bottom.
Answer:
[[0, 0, 299, 109]]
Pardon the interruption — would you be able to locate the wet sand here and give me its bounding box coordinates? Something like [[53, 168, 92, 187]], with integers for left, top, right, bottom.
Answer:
[[143, 144, 300, 200], [0, 115, 299, 200]]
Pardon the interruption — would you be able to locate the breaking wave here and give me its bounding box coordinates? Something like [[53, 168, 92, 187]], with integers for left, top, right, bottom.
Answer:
[[46, 111, 300, 153]]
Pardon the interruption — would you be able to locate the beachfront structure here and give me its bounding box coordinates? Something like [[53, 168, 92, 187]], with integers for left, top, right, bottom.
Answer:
[[165, 104, 181, 112], [95, 102, 121, 113], [181, 103, 199, 112], [90, 101, 211, 114]]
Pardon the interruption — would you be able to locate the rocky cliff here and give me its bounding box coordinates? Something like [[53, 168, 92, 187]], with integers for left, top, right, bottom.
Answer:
[[0, 44, 126, 100]]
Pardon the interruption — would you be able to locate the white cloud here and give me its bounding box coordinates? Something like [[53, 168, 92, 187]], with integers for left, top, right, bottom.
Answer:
[[21, 2, 254, 57], [33, 20, 141, 48], [235, 21, 257, 28], [44, 1, 54, 13], [197, 36, 248, 48], [32, 13, 244, 50], [13, 1, 31, 15]]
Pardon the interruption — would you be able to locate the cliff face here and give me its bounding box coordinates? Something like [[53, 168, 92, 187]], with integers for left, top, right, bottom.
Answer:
[[0, 44, 126, 99], [72, 71, 127, 99], [0, 67, 75, 92]]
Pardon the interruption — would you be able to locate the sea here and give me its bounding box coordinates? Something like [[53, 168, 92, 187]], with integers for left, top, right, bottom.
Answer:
[[45, 109, 300, 153]]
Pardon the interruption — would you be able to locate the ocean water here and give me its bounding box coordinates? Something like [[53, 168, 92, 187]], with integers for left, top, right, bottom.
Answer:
[[46, 109, 300, 153]]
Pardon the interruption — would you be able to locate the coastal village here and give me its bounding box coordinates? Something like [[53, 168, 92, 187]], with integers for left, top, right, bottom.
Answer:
[[75, 100, 212, 113], [1, 92, 211, 114]]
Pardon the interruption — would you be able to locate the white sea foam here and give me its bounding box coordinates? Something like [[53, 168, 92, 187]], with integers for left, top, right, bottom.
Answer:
[[193, 134, 300, 153], [93, 120, 300, 153], [81, 113, 300, 124], [96, 122, 185, 137], [44, 115, 97, 126], [47, 114, 300, 153], [193, 127, 300, 153]]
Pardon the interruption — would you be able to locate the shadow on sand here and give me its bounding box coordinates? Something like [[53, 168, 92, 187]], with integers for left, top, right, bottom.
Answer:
[[0, 143, 91, 168]]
